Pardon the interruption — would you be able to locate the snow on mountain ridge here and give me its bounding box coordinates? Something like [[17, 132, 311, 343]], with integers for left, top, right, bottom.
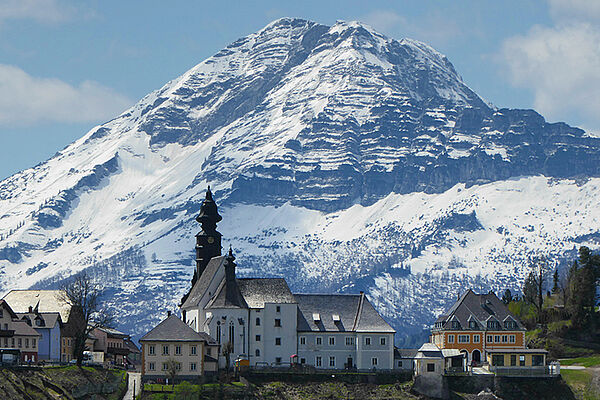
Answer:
[[0, 18, 599, 342]]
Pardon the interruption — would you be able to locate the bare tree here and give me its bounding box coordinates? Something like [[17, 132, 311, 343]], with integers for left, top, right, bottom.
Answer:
[[523, 257, 552, 321], [166, 358, 180, 386], [221, 341, 234, 371], [60, 272, 112, 367]]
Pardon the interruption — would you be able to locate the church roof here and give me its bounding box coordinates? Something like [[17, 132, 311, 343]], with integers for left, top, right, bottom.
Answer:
[[237, 278, 296, 308], [181, 256, 226, 309], [435, 289, 525, 331], [140, 314, 216, 343], [3, 290, 72, 322], [295, 293, 395, 333], [205, 277, 248, 309]]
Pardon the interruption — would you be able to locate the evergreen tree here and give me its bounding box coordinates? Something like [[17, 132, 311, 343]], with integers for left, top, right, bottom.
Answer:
[[552, 269, 559, 294], [502, 289, 513, 305]]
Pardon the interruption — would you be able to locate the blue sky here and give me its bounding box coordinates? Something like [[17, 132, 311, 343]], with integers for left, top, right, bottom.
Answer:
[[1, 0, 599, 180]]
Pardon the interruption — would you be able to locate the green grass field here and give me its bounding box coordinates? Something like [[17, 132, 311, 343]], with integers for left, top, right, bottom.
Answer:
[[561, 356, 600, 368]]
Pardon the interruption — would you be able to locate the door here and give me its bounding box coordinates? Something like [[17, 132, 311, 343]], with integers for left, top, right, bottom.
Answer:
[[472, 349, 481, 363], [346, 357, 353, 369]]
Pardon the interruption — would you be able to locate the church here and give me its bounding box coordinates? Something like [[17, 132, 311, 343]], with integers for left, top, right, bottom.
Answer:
[[144, 187, 395, 374]]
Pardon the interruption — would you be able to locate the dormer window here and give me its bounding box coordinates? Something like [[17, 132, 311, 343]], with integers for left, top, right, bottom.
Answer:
[[469, 320, 477, 329], [487, 320, 500, 330], [451, 321, 460, 329], [504, 319, 516, 329], [22, 316, 31, 326]]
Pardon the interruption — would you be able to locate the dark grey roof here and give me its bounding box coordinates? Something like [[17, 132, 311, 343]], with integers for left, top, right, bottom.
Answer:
[[140, 315, 216, 343], [205, 278, 248, 309], [435, 289, 525, 331], [486, 348, 548, 354], [181, 256, 225, 309], [395, 348, 419, 359], [12, 320, 41, 337], [237, 278, 296, 308], [16, 312, 61, 329], [296, 293, 395, 333]]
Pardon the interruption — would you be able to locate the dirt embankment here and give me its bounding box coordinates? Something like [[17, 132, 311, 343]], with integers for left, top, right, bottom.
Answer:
[[0, 366, 127, 400]]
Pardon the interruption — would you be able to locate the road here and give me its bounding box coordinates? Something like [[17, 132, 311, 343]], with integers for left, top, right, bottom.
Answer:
[[123, 371, 141, 400]]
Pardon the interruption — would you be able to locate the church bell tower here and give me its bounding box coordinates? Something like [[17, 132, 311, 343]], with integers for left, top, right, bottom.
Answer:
[[194, 186, 222, 279]]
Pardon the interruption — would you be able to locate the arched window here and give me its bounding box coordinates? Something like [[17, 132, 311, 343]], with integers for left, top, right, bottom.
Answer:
[[256, 317, 261, 326], [229, 322, 235, 349], [255, 349, 260, 357], [216, 321, 221, 345]]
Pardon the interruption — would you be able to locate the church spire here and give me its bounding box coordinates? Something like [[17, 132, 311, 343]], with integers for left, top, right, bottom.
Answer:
[[194, 186, 223, 279]]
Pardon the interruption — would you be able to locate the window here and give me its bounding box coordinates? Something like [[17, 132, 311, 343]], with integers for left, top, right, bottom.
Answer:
[[255, 349, 260, 357], [256, 335, 261, 342], [35, 319, 42, 327], [175, 362, 181, 371], [276, 306, 281, 313], [532, 355, 544, 366], [494, 335, 500, 343], [398, 361, 403, 368], [519, 355, 526, 366], [0, 310, 3, 318], [18, 339, 22, 348], [380, 337, 386, 346], [487, 335, 492, 343], [175, 345, 182, 355], [300, 358, 306, 364], [451, 321, 460, 329], [509, 335, 515, 343], [300, 337, 306, 345], [229, 323, 235, 349], [216, 322, 221, 345], [329, 337, 335, 346], [492, 355, 504, 366], [190, 363, 197, 371], [316, 337, 322, 346], [473, 335, 480, 343], [207, 348, 212, 355], [458, 335, 470, 343], [365, 337, 371, 346], [162, 345, 169, 355], [427, 363, 435, 372], [275, 337, 281, 346], [3, 324, 7, 330], [329, 356, 335, 367], [510, 355, 517, 366], [3, 338, 6, 347], [345, 337, 354, 346], [256, 317, 261, 326], [274, 319, 281, 327], [371, 357, 378, 366], [149, 362, 155, 371], [316, 356, 322, 367], [162, 362, 169, 371], [25, 339, 29, 348], [448, 334, 455, 343], [487, 320, 500, 330], [469, 320, 477, 329], [275, 357, 282, 364], [190, 345, 197, 355]]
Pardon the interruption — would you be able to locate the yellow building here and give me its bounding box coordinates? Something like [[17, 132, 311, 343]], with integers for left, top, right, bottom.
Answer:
[[430, 290, 531, 366]]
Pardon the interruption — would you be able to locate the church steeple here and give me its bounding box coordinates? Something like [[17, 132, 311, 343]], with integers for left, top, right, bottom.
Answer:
[[194, 186, 222, 279]]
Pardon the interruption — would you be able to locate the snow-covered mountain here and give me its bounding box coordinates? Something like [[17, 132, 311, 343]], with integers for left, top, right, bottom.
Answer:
[[1, 18, 599, 342]]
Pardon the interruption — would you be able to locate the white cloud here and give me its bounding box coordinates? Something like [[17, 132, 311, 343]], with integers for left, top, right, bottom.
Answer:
[[0, 0, 72, 24], [0, 64, 132, 126], [500, 1, 600, 130]]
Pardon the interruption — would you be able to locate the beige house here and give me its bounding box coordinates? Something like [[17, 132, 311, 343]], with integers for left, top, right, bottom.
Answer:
[[140, 313, 218, 383], [0, 300, 41, 363]]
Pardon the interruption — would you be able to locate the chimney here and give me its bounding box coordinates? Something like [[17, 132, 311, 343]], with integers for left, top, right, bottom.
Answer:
[[167, 310, 171, 317], [28, 306, 33, 313]]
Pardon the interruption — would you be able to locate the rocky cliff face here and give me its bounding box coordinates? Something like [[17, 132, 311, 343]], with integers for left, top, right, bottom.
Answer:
[[1, 18, 599, 341]]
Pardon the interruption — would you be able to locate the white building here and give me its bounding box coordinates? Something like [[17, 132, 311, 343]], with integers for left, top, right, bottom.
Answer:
[[178, 188, 395, 370]]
